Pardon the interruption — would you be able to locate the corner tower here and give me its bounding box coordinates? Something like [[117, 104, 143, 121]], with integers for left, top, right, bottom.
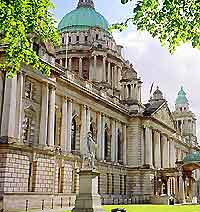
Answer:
[[173, 87, 197, 145]]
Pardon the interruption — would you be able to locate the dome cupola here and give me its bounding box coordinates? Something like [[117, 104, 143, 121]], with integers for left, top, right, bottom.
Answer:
[[58, 0, 109, 33], [153, 86, 164, 101], [175, 86, 189, 111], [176, 86, 188, 105]]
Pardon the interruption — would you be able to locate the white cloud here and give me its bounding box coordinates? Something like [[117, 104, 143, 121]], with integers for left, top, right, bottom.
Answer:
[[113, 30, 200, 139]]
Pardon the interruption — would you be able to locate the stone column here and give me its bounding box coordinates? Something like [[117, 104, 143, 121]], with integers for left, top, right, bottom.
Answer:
[[114, 66, 117, 89], [123, 124, 127, 165], [59, 59, 62, 66], [67, 99, 73, 152], [1, 75, 17, 138], [80, 105, 87, 154], [138, 85, 142, 102], [60, 97, 68, 151], [96, 112, 102, 160], [39, 82, 49, 146], [131, 84, 134, 99], [175, 176, 179, 200], [93, 55, 97, 81], [68, 57, 72, 71], [79, 57, 83, 77], [108, 62, 111, 83], [115, 122, 119, 162], [154, 131, 161, 168], [0, 71, 4, 129], [124, 85, 128, 100], [144, 127, 153, 167], [16, 72, 24, 140], [86, 106, 91, 135], [111, 119, 116, 162], [47, 86, 56, 147], [101, 114, 106, 160], [161, 134, 169, 168], [103, 56, 106, 82], [179, 176, 186, 203], [169, 138, 176, 168], [118, 67, 122, 90]]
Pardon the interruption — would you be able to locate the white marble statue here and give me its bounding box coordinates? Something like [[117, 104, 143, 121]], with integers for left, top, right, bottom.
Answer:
[[83, 132, 97, 169]]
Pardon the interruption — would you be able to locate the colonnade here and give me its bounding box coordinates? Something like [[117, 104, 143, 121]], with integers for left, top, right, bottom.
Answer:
[[0, 71, 127, 165], [121, 83, 141, 101], [39, 89, 127, 164], [144, 126, 176, 168], [59, 55, 122, 90]]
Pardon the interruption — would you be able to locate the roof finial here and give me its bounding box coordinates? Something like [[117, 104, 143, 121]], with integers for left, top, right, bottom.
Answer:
[[77, 0, 95, 8]]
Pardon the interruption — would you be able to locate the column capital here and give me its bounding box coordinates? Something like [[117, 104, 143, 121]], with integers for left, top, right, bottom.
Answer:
[[82, 104, 87, 109], [49, 84, 56, 90], [68, 98, 73, 103], [96, 111, 101, 116], [160, 132, 169, 138], [63, 96, 68, 101]]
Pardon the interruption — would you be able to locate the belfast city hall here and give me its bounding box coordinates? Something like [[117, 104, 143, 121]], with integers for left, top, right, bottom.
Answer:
[[0, 0, 200, 211]]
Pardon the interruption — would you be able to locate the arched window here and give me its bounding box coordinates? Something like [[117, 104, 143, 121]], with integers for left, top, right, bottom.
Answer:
[[117, 129, 122, 162], [71, 118, 76, 151], [90, 123, 94, 140], [104, 124, 109, 160]]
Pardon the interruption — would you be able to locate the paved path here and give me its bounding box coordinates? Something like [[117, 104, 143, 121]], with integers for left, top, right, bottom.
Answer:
[[24, 207, 73, 212]]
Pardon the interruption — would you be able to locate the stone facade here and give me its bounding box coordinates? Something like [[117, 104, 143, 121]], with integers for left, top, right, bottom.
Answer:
[[0, 0, 200, 211]]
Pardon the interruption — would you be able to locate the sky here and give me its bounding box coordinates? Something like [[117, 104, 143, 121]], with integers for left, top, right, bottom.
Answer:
[[52, 0, 200, 139]]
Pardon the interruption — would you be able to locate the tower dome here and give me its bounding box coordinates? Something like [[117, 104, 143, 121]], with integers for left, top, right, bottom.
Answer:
[[153, 86, 164, 101], [176, 86, 188, 105], [58, 0, 109, 33]]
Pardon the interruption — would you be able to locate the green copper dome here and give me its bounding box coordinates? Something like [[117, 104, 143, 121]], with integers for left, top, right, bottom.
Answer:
[[176, 86, 188, 105], [183, 152, 200, 163], [58, 1, 109, 32]]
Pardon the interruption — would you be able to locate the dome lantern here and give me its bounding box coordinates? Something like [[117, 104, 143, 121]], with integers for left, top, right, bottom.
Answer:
[[77, 0, 95, 8]]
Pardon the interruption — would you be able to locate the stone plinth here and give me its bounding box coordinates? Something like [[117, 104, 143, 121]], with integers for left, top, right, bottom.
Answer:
[[72, 169, 104, 212]]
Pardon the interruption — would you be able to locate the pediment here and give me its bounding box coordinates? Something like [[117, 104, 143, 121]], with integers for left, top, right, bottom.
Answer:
[[152, 103, 176, 130], [122, 69, 137, 80]]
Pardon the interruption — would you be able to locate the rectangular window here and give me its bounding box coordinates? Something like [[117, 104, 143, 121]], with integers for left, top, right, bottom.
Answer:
[[85, 36, 88, 42], [23, 116, 33, 143], [62, 37, 65, 44], [124, 175, 127, 195], [76, 36, 79, 42], [69, 36, 72, 43], [58, 167, 64, 193], [107, 173, 110, 194], [28, 161, 37, 192], [120, 175, 123, 195], [111, 174, 114, 194], [33, 42, 40, 55], [25, 80, 33, 99]]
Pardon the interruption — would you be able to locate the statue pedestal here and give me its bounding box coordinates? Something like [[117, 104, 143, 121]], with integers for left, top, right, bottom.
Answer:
[[72, 169, 104, 212]]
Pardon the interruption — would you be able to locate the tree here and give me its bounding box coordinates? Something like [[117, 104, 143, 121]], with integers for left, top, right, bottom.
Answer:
[[110, 0, 200, 53], [0, 0, 60, 77]]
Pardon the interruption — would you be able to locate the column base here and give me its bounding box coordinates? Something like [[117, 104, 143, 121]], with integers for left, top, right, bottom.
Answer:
[[73, 169, 104, 212], [72, 194, 104, 212]]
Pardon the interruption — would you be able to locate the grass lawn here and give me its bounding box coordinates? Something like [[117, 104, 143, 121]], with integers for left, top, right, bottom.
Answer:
[[61, 205, 200, 212], [103, 205, 200, 212]]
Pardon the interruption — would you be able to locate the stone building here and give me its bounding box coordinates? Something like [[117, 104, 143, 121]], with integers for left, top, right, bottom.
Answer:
[[0, 0, 200, 211]]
